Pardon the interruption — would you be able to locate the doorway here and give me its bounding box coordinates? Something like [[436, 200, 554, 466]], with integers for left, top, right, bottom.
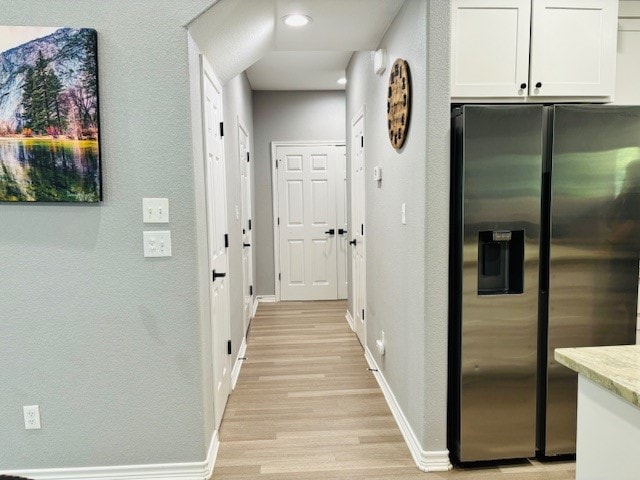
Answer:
[[272, 142, 348, 301]]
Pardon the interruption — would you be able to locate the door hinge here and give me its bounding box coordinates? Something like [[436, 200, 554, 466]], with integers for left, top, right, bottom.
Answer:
[[361, 136, 364, 148], [362, 309, 365, 320], [248, 219, 252, 231], [361, 224, 364, 236], [227, 340, 232, 355], [247, 152, 250, 163], [275, 159, 279, 169], [277, 217, 280, 226], [249, 285, 253, 296], [219, 122, 224, 137], [279, 273, 281, 281], [224, 233, 229, 248]]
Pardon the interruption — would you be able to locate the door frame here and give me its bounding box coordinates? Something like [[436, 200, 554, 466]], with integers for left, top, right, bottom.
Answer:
[[238, 116, 253, 335], [271, 140, 346, 302]]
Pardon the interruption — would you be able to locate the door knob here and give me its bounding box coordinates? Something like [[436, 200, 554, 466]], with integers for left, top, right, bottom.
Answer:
[[520, 83, 527, 89], [535, 82, 542, 88], [338, 228, 348, 235], [325, 229, 335, 235], [349, 239, 357, 246], [212, 270, 227, 281], [243, 243, 251, 248]]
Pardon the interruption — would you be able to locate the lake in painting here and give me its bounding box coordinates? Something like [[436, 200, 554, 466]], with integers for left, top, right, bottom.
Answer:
[[0, 26, 101, 203], [0, 138, 99, 202]]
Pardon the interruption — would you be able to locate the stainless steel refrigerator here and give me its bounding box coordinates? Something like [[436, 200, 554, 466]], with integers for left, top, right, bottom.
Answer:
[[448, 105, 640, 463]]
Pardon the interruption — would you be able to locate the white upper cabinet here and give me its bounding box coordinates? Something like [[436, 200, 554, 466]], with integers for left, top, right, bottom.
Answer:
[[529, 0, 618, 98], [451, 0, 619, 100], [451, 0, 532, 98]]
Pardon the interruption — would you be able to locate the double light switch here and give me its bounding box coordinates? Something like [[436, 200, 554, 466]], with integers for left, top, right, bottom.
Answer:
[[143, 198, 171, 257]]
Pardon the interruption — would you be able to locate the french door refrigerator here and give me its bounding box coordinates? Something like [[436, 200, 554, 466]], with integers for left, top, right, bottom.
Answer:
[[449, 105, 640, 463]]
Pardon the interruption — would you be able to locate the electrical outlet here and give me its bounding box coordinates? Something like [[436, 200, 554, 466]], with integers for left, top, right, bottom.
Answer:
[[23, 405, 41, 430], [143, 231, 172, 258], [376, 331, 386, 355]]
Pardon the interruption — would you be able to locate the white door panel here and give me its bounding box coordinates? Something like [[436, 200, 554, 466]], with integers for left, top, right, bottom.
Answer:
[[336, 146, 348, 299], [277, 145, 340, 301], [351, 110, 366, 346], [202, 57, 231, 428], [238, 121, 253, 334]]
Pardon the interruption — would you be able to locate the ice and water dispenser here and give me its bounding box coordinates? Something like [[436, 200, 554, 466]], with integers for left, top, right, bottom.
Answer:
[[477, 230, 524, 295]]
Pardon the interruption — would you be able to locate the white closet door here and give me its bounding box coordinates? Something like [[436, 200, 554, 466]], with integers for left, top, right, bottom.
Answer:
[[201, 58, 231, 428], [336, 146, 348, 300], [277, 145, 338, 301]]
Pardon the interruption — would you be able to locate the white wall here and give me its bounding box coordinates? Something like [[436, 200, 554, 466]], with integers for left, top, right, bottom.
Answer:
[[0, 0, 216, 472], [252, 90, 346, 295], [345, 0, 450, 460]]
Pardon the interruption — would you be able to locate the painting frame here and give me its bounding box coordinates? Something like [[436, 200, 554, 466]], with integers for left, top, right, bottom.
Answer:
[[0, 26, 102, 203]]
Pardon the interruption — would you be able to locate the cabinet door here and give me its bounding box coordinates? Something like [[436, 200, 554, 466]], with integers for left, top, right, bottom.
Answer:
[[451, 0, 531, 98], [529, 0, 618, 98]]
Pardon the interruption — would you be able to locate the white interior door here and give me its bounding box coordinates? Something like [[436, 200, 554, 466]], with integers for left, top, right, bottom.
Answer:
[[201, 57, 231, 429], [336, 146, 348, 299], [276, 144, 339, 301], [351, 110, 366, 346], [238, 120, 253, 334]]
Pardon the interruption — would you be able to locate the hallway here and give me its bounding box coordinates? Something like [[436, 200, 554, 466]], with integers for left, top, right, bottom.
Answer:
[[211, 301, 575, 479]]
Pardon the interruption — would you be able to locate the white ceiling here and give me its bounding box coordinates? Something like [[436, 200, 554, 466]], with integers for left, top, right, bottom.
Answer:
[[247, 51, 352, 90], [189, 0, 405, 90]]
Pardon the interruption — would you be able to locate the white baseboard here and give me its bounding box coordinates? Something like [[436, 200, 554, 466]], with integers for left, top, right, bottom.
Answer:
[[364, 347, 452, 473], [255, 294, 276, 303], [1, 431, 220, 480], [345, 309, 354, 331], [251, 295, 259, 318], [231, 336, 248, 390]]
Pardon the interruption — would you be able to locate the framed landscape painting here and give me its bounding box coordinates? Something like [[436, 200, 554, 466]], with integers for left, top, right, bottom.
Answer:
[[0, 26, 101, 203]]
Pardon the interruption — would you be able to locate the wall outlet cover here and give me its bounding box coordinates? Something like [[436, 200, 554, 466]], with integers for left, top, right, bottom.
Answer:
[[143, 231, 172, 258], [23, 405, 41, 430]]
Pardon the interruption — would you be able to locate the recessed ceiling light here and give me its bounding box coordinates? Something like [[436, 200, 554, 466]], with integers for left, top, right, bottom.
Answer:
[[283, 14, 312, 27], [337, 77, 347, 85]]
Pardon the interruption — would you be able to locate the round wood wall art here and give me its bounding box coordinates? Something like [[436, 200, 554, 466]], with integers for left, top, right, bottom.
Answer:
[[387, 58, 411, 150]]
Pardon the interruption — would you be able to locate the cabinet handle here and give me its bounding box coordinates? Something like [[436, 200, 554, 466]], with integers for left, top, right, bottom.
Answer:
[[536, 82, 542, 88], [520, 83, 527, 89]]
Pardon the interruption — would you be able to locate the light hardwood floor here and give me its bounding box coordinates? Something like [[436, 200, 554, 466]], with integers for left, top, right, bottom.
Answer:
[[212, 301, 575, 479]]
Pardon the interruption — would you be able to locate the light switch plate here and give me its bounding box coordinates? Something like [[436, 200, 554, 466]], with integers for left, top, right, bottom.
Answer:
[[143, 198, 169, 223], [143, 231, 172, 257], [373, 166, 382, 182]]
